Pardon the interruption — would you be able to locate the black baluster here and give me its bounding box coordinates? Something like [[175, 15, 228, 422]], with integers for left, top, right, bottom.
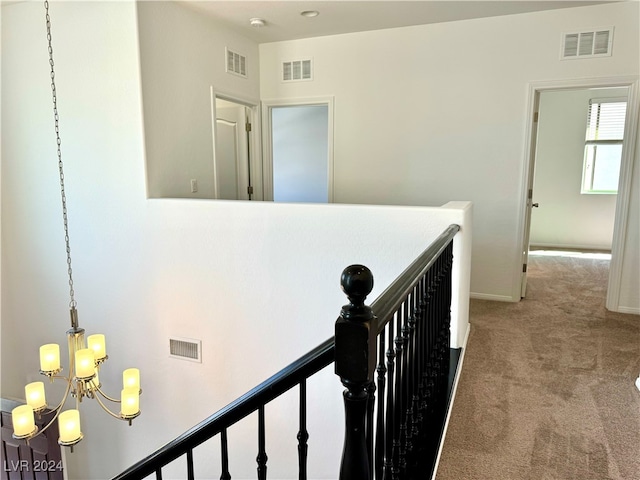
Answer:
[[367, 381, 376, 475], [298, 381, 309, 480], [418, 274, 431, 426], [417, 275, 428, 425], [186, 449, 194, 480], [384, 317, 398, 480], [394, 309, 406, 473], [257, 406, 268, 480], [409, 288, 421, 441], [426, 272, 437, 407], [221, 429, 231, 480], [401, 300, 413, 459], [335, 265, 376, 480], [155, 469, 162, 480], [375, 331, 387, 480]]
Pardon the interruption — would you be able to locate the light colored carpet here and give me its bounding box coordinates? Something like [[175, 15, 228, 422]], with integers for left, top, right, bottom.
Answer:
[[436, 252, 640, 480]]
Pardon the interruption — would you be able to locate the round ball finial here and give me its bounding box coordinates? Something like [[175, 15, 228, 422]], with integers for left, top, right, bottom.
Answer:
[[341, 265, 374, 306]]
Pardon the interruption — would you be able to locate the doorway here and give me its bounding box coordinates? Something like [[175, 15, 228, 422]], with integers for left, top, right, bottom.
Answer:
[[520, 77, 639, 311], [530, 87, 628, 250], [211, 91, 261, 200], [262, 98, 334, 202]]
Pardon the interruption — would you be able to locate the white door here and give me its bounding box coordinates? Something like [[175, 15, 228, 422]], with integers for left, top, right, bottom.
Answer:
[[213, 97, 253, 200], [521, 94, 541, 298]]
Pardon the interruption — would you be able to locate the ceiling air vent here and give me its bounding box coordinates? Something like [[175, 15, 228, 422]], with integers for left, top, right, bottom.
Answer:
[[282, 59, 313, 82], [226, 48, 247, 78], [169, 337, 202, 363], [561, 27, 614, 59]]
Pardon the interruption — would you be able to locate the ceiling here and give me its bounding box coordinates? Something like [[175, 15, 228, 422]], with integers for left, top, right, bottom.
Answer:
[[179, 0, 622, 44]]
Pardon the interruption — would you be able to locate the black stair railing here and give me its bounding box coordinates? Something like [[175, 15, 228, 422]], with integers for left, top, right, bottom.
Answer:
[[336, 224, 460, 480], [111, 224, 460, 480], [111, 337, 333, 480]]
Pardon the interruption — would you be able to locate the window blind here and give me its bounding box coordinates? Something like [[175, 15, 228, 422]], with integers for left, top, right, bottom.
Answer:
[[586, 99, 627, 142]]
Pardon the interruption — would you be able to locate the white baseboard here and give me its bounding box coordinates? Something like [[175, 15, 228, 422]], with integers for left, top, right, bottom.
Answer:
[[470, 292, 517, 302], [430, 323, 471, 480], [529, 243, 612, 251], [614, 305, 640, 315]]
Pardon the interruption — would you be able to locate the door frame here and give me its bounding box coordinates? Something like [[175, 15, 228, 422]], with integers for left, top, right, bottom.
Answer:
[[261, 96, 335, 202], [518, 76, 639, 310], [210, 87, 262, 200]]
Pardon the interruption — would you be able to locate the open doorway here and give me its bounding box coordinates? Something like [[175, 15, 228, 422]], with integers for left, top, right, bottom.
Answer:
[[530, 87, 628, 251], [520, 77, 639, 311], [262, 97, 334, 202]]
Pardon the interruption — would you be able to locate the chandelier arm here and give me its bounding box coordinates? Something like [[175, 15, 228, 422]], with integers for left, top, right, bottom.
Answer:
[[94, 385, 121, 404], [30, 379, 73, 439], [49, 378, 74, 413], [92, 391, 125, 420]]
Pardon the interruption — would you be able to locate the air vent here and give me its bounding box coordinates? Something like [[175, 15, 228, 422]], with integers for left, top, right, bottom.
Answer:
[[226, 48, 247, 78], [282, 59, 313, 82], [169, 337, 202, 363], [562, 27, 614, 59]]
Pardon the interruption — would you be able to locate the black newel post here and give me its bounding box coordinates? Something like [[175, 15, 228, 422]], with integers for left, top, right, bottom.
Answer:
[[335, 265, 377, 480]]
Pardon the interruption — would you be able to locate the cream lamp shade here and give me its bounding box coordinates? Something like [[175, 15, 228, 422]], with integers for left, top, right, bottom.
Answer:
[[25, 382, 47, 410], [75, 349, 95, 378], [58, 409, 82, 444], [87, 334, 107, 360], [121, 388, 140, 416], [39, 344, 60, 372], [12, 405, 36, 437], [123, 368, 140, 391]]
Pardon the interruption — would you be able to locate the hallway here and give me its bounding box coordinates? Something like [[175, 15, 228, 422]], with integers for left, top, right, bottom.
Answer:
[[436, 252, 640, 479]]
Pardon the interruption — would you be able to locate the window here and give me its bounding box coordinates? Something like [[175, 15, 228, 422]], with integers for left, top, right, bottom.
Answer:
[[581, 98, 627, 194]]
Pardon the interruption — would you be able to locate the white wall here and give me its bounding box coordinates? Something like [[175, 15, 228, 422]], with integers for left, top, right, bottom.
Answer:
[[137, 1, 260, 199], [259, 1, 640, 304], [530, 87, 627, 250], [1, 2, 471, 479]]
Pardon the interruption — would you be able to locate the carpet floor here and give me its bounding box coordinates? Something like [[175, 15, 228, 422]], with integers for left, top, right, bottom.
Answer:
[[435, 252, 640, 480]]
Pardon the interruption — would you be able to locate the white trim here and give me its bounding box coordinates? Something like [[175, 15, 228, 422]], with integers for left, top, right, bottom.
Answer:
[[530, 242, 612, 251], [608, 79, 639, 311], [517, 76, 639, 312], [617, 306, 640, 315], [430, 323, 471, 480], [261, 96, 335, 202], [470, 292, 517, 302]]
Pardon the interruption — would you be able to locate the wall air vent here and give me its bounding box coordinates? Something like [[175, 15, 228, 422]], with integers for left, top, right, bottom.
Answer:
[[169, 337, 202, 363], [561, 27, 614, 59], [226, 48, 247, 78], [282, 59, 313, 82]]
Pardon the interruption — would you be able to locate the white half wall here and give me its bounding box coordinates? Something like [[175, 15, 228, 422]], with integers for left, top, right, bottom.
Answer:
[[1, 2, 471, 479]]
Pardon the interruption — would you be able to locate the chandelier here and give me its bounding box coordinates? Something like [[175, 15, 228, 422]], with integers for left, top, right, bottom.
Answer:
[[10, 1, 141, 451]]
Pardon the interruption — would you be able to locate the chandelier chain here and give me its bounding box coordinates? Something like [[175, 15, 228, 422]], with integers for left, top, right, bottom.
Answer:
[[45, 0, 76, 309]]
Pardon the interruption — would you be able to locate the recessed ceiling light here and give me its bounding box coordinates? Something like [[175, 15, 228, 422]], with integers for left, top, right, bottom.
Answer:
[[300, 10, 319, 18], [249, 18, 266, 27]]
